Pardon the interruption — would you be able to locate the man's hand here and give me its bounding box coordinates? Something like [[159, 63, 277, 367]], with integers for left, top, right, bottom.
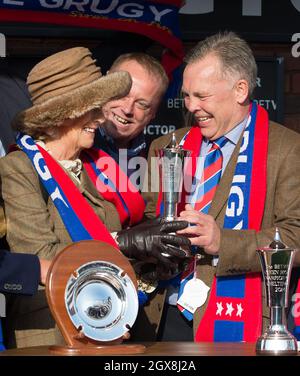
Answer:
[[116, 219, 191, 268], [40, 259, 52, 285], [177, 204, 221, 255]]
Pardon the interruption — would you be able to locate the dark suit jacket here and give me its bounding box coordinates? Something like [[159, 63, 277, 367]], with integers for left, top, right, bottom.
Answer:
[[0, 59, 33, 152], [0, 250, 39, 296]]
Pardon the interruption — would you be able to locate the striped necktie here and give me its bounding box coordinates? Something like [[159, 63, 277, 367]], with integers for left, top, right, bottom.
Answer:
[[194, 136, 228, 213], [177, 136, 228, 321]]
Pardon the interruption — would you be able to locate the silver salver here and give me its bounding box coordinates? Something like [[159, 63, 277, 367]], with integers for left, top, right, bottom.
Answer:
[[65, 260, 138, 342]]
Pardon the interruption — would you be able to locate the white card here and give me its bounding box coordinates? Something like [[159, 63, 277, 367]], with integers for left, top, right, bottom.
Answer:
[[177, 278, 210, 314]]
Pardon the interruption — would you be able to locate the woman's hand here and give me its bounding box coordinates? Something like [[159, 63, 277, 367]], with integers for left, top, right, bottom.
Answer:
[[116, 219, 191, 267]]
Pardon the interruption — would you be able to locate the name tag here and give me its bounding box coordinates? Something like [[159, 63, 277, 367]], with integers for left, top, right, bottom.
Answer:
[[177, 278, 210, 314]]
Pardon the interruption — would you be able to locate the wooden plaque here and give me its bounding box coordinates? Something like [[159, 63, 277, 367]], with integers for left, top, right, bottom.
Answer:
[[45, 240, 145, 355]]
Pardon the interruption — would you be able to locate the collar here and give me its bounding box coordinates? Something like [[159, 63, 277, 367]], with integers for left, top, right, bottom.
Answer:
[[36, 140, 82, 181], [98, 127, 146, 159], [202, 115, 248, 147], [225, 115, 248, 145]]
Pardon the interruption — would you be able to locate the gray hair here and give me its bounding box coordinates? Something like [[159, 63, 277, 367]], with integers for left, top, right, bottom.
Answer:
[[185, 31, 257, 98]]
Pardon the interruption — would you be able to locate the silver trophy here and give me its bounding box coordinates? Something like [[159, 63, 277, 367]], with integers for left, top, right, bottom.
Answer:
[[158, 133, 190, 221], [256, 228, 298, 355], [158, 133, 191, 257]]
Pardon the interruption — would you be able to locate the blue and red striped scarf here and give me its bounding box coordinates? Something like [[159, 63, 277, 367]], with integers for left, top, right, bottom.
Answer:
[[17, 133, 118, 245], [156, 102, 269, 342], [16, 134, 145, 239], [16, 134, 149, 307], [82, 148, 145, 228]]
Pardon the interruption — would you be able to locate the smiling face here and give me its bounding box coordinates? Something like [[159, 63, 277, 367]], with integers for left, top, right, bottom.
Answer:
[[46, 109, 102, 160], [64, 110, 102, 150], [101, 60, 163, 147], [182, 53, 249, 140]]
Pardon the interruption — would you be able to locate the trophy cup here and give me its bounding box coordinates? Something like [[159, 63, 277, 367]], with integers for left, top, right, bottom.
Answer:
[[256, 228, 298, 355], [158, 133, 191, 257], [46, 240, 145, 355], [158, 133, 190, 222]]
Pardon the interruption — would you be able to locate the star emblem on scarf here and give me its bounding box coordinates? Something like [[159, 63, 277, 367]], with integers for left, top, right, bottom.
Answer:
[[216, 302, 224, 316], [236, 303, 244, 317], [225, 302, 234, 316]]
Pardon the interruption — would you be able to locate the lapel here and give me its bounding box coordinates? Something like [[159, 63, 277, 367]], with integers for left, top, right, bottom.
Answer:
[[80, 168, 105, 205], [208, 131, 244, 220]]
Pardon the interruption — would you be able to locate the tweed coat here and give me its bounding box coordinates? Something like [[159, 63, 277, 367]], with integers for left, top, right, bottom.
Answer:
[[0, 150, 123, 348], [134, 121, 300, 341]]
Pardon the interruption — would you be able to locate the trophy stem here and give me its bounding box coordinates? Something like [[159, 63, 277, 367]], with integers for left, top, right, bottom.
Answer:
[[270, 307, 286, 327], [163, 201, 177, 222]]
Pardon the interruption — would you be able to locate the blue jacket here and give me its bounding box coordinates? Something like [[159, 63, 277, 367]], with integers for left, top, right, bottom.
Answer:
[[0, 250, 41, 350], [0, 249, 40, 296]]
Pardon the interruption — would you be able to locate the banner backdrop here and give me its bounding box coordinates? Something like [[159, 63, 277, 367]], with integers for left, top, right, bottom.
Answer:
[[0, 0, 184, 77], [179, 0, 300, 42]]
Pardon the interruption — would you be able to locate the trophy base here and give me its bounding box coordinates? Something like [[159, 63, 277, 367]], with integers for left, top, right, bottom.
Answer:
[[48, 344, 146, 356], [256, 331, 298, 355]]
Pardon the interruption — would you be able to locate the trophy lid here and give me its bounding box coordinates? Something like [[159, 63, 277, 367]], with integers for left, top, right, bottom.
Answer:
[[164, 132, 182, 151], [261, 228, 293, 251], [167, 133, 179, 149]]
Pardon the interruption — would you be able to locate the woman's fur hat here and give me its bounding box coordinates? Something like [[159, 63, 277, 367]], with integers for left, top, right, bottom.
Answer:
[[13, 47, 131, 136]]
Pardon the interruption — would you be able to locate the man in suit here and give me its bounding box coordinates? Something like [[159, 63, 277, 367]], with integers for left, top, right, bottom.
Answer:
[[0, 208, 51, 350], [139, 31, 300, 342]]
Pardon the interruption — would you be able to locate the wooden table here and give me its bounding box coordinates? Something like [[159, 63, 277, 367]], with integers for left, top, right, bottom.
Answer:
[[0, 342, 299, 356]]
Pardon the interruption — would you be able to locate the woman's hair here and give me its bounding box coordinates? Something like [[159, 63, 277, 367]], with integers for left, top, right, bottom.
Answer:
[[33, 127, 59, 141]]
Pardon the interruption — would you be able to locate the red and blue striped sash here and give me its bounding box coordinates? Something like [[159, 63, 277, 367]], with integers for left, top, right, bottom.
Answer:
[[17, 133, 117, 246], [16, 134, 148, 307], [82, 148, 145, 227], [195, 103, 268, 342]]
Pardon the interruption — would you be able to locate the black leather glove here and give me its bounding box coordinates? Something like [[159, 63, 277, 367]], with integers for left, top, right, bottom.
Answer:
[[116, 220, 191, 266]]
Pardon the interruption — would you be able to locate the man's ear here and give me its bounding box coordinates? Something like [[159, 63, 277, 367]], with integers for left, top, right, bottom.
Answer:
[[235, 79, 249, 104]]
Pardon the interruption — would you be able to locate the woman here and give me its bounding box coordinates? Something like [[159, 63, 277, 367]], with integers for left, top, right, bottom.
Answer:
[[0, 47, 189, 348]]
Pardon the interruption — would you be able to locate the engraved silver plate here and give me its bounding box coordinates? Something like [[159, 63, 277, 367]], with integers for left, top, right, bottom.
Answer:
[[65, 261, 138, 342]]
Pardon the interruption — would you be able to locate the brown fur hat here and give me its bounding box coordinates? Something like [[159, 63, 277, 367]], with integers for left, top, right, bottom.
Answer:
[[13, 47, 132, 137]]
